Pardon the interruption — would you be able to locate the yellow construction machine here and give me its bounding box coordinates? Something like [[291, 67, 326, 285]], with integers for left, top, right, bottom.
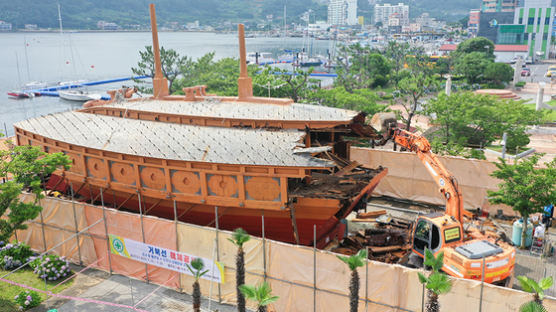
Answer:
[[372, 115, 515, 284]]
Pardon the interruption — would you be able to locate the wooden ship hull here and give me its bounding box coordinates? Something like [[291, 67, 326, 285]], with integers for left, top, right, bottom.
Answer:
[[13, 7, 388, 248], [46, 172, 385, 247], [15, 112, 386, 247]]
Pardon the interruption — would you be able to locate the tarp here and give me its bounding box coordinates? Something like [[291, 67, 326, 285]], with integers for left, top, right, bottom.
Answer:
[[84, 204, 180, 288], [12, 195, 556, 312], [351, 147, 516, 215], [177, 223, 264, 308], [16, 193, 96, 265]]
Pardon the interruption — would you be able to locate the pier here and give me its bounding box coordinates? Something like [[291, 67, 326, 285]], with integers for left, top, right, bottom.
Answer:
[[9, 75, 150, 99]]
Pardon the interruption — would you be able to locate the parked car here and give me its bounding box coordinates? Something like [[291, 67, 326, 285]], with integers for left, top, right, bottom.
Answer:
[[546, 65, 556, 77], [521, 67, 531, 76], [525, 57, 534, 64]]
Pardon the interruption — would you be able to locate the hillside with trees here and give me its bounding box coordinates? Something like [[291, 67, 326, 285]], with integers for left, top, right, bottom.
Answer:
[[1, 0, 482, 30], [0, 0, 327, 30]]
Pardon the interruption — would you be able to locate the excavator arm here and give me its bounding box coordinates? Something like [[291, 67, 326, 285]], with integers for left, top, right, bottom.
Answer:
[[387, 128, 466, 224]]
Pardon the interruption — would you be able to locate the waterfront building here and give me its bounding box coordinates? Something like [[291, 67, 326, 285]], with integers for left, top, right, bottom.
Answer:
[[328, 0, 358, 26], [475, 0, 554, 59], [374, 3, 409, 27], [511, 0, 554, 59], [97, 21, 119, 30], [308, 21, 330, 34], [0, 21, 12, 31], [482, 0, 519, 12], [469, 9, 481, 34], [439, 43, 528, 63]]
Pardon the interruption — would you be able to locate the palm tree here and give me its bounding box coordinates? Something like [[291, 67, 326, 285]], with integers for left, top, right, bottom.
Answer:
[[239, 281, 279, 312], [418, 250, 452, 312], [186, 258, 209, 312], [228, 228, 251, 312], [518, 276, 553, 312], [337, 249, 367, 312]]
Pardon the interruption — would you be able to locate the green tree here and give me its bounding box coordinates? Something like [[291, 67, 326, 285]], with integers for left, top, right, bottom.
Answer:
[[426, 92, 544, 155], [454, 37, 495, 58], [418, 250, 452, 312], [239, 282, 279, 312], [228, 228, 251, 312], [305, 87, 386, 115], [186, 258, 209, 312], [518, 276, 553, 312], [253, 67, 315, 102], [337, 249, 367, 312], [336, 44, 391, 91], [397, 73, 438, 130], [434, 57, 452, 78], [384, 41, 412, 85], [0, 135, 71, 242], [484, 62, 514, 86], [488, 154, 556, 248], [173, 53, 253, 96], [454, 52, 491, 84], [131, 46, 189, 94]]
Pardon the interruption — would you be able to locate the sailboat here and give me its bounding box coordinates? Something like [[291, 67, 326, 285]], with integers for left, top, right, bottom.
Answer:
[[297, 10, 322, 68], [7, 51, 40, 99]]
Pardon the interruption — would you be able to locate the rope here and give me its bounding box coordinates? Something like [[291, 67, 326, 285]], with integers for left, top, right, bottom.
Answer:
[[253, 82, 288, 90], [133, 274, 177, 308]]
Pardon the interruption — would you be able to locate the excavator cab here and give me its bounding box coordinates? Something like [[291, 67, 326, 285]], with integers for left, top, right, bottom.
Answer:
[[412, 214, 462, 258]]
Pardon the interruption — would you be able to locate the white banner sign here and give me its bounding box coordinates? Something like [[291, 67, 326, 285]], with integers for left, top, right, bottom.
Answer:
[[109, 234, 225, 283]]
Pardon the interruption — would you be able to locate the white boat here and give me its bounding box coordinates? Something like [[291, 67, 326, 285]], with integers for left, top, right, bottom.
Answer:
[[59, 90, 102, 101], [23, 81, 48, 90], [58, 79, 87, 86]]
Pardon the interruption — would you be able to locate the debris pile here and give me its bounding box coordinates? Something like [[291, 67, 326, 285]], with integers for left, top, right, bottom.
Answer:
[[332, 211, 414, 264]]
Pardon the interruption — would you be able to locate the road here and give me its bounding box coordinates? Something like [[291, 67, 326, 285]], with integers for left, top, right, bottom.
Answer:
[[517, 62, 551, 84]]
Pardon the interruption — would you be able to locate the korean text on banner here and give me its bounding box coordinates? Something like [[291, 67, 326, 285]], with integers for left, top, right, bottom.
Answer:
[[109, 234, 225, 283]]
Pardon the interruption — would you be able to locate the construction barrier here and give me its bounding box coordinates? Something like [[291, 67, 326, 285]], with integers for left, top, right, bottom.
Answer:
[[351, 147, 515, 215], [12, 194, 556, 311]]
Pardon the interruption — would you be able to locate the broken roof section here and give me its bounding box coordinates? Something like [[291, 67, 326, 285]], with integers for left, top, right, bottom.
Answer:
[[15, 111, 334, 168], [100, 98, 360, 122]]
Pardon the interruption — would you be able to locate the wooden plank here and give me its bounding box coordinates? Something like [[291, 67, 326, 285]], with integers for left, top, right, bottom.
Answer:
[[357, 210, 387, 219], [334, 161, 360, 176], [351, 218, 377, 223], [368, 245, 410, 254]]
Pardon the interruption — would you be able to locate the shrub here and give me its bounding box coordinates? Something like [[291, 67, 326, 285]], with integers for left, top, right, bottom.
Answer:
[[0, 242, 34, 270], [30, 254, 71, 281], [14, 290, 41, 310], [515, 81, 526, 88]]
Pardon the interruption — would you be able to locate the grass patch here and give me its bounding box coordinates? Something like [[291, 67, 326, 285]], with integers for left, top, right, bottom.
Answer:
[[523, 103, 556, 121], [0, 268, 74, 311]]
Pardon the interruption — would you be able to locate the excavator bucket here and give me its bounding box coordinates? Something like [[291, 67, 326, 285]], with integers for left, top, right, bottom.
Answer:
[[369, 112, 397, 133]]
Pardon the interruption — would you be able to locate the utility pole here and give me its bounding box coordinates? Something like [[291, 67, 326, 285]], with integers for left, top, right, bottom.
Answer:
[[445, 75, 452, 96], [283, 1, 287, 37], [513, 57, 523, 87]]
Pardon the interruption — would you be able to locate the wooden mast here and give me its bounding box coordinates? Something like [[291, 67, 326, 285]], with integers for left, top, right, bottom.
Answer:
[[149, 3, 169, 98], [237, 24, 253, 100]]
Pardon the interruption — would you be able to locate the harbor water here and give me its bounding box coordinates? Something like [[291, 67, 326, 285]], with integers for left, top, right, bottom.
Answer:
[[0, 31, 335, 136]]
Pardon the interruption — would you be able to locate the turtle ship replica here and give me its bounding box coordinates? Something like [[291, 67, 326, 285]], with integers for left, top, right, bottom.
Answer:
[[13, 5, 387, 248]]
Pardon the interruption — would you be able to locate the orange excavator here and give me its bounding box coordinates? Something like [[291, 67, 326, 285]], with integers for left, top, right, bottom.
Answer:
[[376, 123, 515, 285]]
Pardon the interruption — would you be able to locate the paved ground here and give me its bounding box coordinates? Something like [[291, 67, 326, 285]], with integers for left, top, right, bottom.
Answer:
[[515, 251, 556, 298], [33, 266, 237, 312]]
